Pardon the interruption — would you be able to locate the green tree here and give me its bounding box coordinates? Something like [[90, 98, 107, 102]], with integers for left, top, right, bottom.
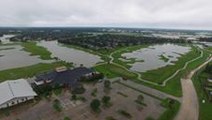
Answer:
[[53, 99, 62, 112], [71, 94, 77, 101], [104, 80, 111, 88], [90, 99, 101, 112], [102, 96, 111, 106], [137, 94, 144, 102], [64, 116, 71, 120]]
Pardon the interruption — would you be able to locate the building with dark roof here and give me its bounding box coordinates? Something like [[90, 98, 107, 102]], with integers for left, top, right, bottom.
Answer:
[[34, 67, 94, 88]]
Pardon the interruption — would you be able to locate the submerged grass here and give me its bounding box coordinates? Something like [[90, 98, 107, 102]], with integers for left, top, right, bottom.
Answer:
[[21, 42, 52, 60]]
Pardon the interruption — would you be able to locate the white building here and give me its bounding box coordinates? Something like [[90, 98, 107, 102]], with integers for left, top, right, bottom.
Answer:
[[0, 79, 37, 109]]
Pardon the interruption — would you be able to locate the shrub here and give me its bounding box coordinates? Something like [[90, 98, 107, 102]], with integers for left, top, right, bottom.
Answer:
[[90, 99, 101, 112], [117, 109, 132, 118], [64, 116, 71, 120], [102, 96, 111, 107], [91, 88, 98, 97], [104, 80, 111, 88], [53, 99, 62, 112]]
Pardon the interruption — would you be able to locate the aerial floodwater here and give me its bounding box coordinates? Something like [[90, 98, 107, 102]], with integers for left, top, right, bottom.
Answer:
[[0, 45, 52, 71], [122, 44, 191, 72], [0, 34, 15, 44], [201, 42, 212, 47], [38, 41, 103, 67]]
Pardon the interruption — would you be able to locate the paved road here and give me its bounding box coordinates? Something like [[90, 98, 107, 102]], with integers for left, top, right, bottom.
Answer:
[[175, 56, 212, 120]]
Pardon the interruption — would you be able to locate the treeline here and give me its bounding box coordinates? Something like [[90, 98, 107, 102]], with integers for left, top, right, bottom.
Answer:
[[205, 63, 212, 75], [58, 34, 190, 50], [199, 37, 212, 42], [8, 28, 100, 42]]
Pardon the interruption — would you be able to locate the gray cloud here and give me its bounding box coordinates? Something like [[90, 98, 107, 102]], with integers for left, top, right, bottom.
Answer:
[[0, 0, 212, 29]]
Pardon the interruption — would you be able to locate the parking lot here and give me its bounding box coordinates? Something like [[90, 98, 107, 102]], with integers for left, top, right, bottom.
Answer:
[[0, 79, 166, 120]]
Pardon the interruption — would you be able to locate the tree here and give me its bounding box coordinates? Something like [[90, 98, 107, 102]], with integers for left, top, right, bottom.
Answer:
[[102, 96, 111, 107], [71, 94, 77, 101], [90, 99, 101, 112], [53, 99, 62, 112], [64, 116, 71, 120], [104, 80, 111, 88], [205, 64, 212, 74], [137, 94, 144, 102]]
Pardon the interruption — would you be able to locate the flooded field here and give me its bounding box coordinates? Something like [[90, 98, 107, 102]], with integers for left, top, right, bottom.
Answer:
[[122, 44, 191, 72], [38, 41, 103, 67], [0, 34, 15, 44], [0, 45, 52, 71], [200, 42, 212, 47]]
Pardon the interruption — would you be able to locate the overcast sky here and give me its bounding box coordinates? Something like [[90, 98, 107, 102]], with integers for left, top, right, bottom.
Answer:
[[0, 0, 212, 30]]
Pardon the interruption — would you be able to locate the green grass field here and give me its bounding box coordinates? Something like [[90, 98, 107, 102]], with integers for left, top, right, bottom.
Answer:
[[206, 47, 212, 52], [192, 62, 212, 120], [158, 99, 180, 120], [21, 42, 52, 60], [94, 63, 137, 79], [0, 61, 72, 82]]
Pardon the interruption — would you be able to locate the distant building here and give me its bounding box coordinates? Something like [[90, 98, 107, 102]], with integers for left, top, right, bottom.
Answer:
[[34, 66, 95, 88], [0, 79, 37, 109]]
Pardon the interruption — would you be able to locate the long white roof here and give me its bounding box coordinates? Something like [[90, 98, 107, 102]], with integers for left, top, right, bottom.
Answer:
[[0, 79, 37, 106]]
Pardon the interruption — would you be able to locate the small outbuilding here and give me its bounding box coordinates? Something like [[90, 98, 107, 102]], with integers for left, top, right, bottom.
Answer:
[[0, 79, 37, 109]]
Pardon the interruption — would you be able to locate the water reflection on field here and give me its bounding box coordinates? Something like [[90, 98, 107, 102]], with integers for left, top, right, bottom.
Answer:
[[38, 41, 103, 67], [122, 44, 191, 72], [0, 34, 15, 44], [0, 45, 53, 71]]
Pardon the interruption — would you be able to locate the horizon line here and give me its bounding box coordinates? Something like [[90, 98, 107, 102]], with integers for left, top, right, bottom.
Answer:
[[0, 26, 212, 32]]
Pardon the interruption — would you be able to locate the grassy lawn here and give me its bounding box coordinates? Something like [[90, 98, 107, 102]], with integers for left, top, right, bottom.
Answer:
[[141, 46, 200, 84], [94, 63, 137, 79], [192, 62, 212, 120], [21, 42, 52, 60], [158, 98, 180, 120], [206, 47, 212, 52], [0, 61, 72, 82]]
